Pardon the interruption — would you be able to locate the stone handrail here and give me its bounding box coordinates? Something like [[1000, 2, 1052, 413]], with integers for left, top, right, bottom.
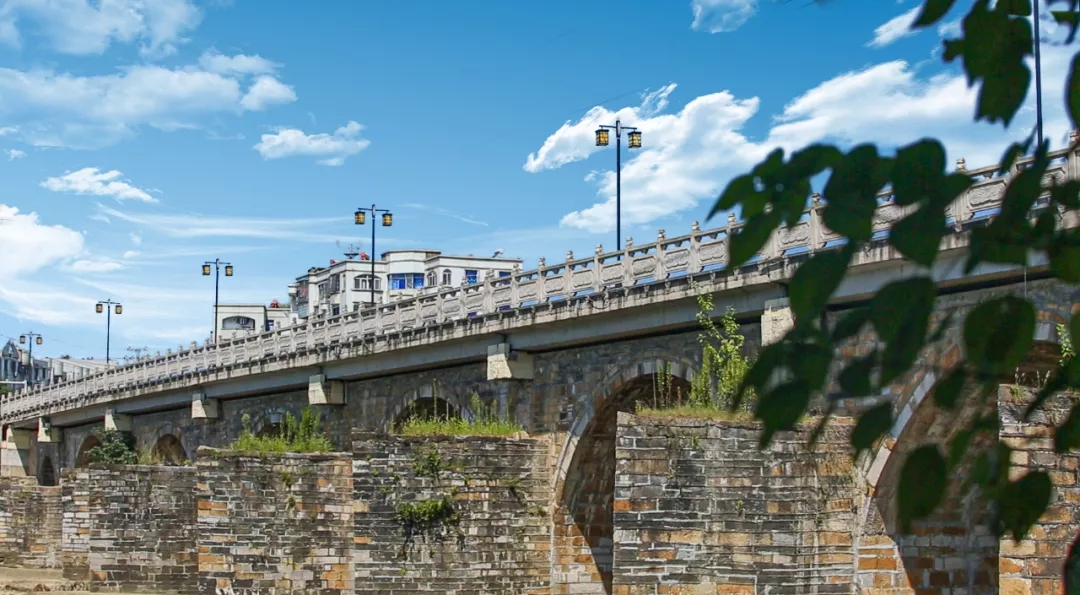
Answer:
[[3, 144, 1078, 424]]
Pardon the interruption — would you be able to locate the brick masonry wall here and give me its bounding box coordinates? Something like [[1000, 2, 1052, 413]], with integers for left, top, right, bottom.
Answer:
[[613, 413, 858, 595], [195, 448, 354, 595], [999, 388, 1080, 595], [0, 477, 61, 569], [62, 465, 198, 593], [352, 432, 551, 594]]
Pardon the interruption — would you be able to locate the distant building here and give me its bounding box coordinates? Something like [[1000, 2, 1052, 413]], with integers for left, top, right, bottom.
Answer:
[[0, 341, 113, 388], [48, 357, 114, 382], [288, 248, 522, 320], [214, 301, 293, 342]]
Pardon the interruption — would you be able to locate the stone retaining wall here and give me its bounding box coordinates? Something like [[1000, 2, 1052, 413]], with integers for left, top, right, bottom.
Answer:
[[0, 477, 61, 569]]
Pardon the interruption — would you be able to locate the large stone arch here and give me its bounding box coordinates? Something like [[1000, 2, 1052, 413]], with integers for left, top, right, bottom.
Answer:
[[74, 435, 102, 468], [551, 358, 695, 595], [151, 434, 188, 466]]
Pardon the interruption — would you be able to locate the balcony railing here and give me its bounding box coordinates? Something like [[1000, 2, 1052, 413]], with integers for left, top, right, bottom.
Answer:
[[2, 144, 1078, 423]]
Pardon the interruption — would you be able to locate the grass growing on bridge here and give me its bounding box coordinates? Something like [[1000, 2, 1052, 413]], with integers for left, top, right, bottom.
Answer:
[[636, 287, 757, 422], [231, 407, 334, 455], [396, 393, 524, 437]]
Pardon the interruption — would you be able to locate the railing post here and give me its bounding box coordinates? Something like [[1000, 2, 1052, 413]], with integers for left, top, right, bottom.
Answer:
[[689, 222, 701, 274], [621, 238, 634, 286], [655, 229, 667, 280]]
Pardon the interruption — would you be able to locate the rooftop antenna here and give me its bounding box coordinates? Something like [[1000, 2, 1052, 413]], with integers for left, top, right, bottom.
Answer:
[[343, 243, 362, 260], [492, 249, 504, 258], [127, 346, 148, 359]]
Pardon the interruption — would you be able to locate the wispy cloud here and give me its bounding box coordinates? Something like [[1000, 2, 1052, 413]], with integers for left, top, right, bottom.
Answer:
[[253, 121, 371, 166], [5, 148, 25, 160], [867, 6, 920, 48], [400, 203, 488, 227], [42, 167, 157, 202]]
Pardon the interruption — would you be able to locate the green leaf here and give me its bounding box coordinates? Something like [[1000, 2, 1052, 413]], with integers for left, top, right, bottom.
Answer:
[[1054, 400, 1080, 453], [1069, 53, 1080, 146], [822, 145, 891, 242], [955, 1, 1033, 126], [891, 206, 948, 267], [964, 296, 1036, 376], [789, 244, 855, 324], [928, 311, 955, 344], [788, 341, 834, 392], [898, 445, 948, 532], [728, 210, 781, 269], [998, 471, 1052, 541], [997, 0, 1031, 17], [870, 277, 937, 385], [839, 352, 877, 398], [892, 139, 946, 206], [755, 381, 812, 448], [710, 174, 755, 220], [832, 308, 870, 343], [934, 366, 968, 410], [852, 402, 893, 456], [1049, 231, 1080, 283], [913, 0, 959, 27], [998, 139, 1033, 175]]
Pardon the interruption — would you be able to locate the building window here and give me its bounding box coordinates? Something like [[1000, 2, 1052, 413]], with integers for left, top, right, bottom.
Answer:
[[441, 269, 452, 285], [332, 305, 340, 316], [390, 274, 407, 290], [267, 320, 275, 331], [412, 273, 424, 288], [499, 270, 511, 278], [390, 273, 425, 290], [356, 275, 382, 290], [465, 269, 478, 284], [353, 302, 360, 312], [426, 270, 437, 287], [222, 316, 256, 331]]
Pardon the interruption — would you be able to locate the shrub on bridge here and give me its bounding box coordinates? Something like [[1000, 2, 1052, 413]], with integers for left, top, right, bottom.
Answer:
[[86, 429, 138, 466], [231, 407, 333, 455], [396, 393, 523, 437], [712, 0, 1080, 585]]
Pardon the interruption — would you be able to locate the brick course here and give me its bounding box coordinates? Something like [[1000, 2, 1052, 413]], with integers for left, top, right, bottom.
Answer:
[[0, 477, 61, 569]]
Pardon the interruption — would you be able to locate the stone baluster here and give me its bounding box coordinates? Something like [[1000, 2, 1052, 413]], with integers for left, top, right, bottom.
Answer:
[[1069, 130, 1080, 181], [725, 213, 737, 268], [621, 238, 634, 286], [482, 270, 496, 313], [537, 257, 547, 301], [688, 221, 702, 273], [808, 193, 824, 251], [950, 156, 969, 230], [654, 229, 668, 280], [563, 251, 574, 299]]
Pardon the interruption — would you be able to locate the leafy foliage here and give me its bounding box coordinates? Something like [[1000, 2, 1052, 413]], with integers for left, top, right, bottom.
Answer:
[[710, 0, 1080, 577], [232, 407, 333, 455], [87, 428, 138, 465], [396, 393, 523, 437]]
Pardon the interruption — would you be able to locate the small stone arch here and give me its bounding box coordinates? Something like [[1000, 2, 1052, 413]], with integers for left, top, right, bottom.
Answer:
[[151, 434, 188, 466], [551, 357, 695, 595], [75, 435, 102, 467], [380, 382, 477, 434], [39, 456, 57, 487]]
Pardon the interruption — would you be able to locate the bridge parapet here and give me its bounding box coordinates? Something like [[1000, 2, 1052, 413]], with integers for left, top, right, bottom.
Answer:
[[2, 142, 1078, 425]]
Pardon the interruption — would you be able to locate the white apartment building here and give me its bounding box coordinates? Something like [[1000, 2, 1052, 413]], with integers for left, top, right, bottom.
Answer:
[[1, 340, 115, 388], [289, 248, 523, 320], [214, 302, 293, 342]]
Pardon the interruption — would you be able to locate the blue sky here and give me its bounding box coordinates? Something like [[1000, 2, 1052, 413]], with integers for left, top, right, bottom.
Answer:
[[0, 0, 1071, 359]]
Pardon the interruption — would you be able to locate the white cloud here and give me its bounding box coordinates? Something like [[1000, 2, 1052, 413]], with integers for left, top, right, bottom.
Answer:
[[198, 50, 278, 75], [122, 250, 140, 259], [527, 36, 1072, 233], [0, 56, 295, 148], [130, 233, 142, 245], [94, 203, 387, 244], [0, 126, 16, 135], [401, 203, 488, 227], [42, 168, 156, 203], [0, 204, 85, 278], [240, 75, 297, 111], [69, 259, 124, 273], [0, 0, 201, 57], [690, 0, 758, 33], [5, 148, 24, 160], [868, 6, 921, 48], [253, 121, 371, 165]]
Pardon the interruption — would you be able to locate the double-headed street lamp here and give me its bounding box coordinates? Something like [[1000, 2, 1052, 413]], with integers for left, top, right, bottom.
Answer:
[[95, 299, 123, 364], [18, 332, 43, 387], [353, 204, 393, 307], [595, 119, 642, 250], [202, 259, 233, 343]]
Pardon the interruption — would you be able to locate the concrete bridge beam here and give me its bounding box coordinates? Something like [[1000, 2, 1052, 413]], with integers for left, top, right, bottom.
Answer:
[[487, 343, 534, 381], [0, 426, 32, 477], [37, 418, 62, 444], [308, 374, 345, 406], [191, 391, 219, 419], [104, 408, 132, 432]]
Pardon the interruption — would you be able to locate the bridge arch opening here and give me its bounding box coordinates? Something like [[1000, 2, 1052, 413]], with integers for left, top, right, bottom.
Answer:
[[75, 435, 102, 467], [39, 456, 57, 486], [553, 364, 693, 594], [392, 396, 461, 432], [151, 434, 188, 466]]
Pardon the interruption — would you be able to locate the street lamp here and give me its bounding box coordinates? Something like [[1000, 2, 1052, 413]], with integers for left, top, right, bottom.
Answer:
[[353, 204, 392, 307], [595, 119, 642, 250], [203, 259, 233, 343], [95, 299, 123, 365], [18, 332, 43, 387]]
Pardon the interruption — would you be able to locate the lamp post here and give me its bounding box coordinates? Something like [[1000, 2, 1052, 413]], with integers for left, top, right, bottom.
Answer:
[[353, 204, 393, 307], [1033, 0, 1044, 149], [202, 259, 233, 344], [95, 299, 123, 365], [595, 119, 642, 250], [18, 332, 43, 387]]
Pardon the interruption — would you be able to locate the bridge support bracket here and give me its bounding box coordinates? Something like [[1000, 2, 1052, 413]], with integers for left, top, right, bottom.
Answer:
[[37, 418, 62, 444], [487, 343, 534, 381], [0, 427, 32, 477], [104, 407, 132, 432], [309, 374, 345, 406], [191, 391, 219, 419], [761, 298, 794, 347]]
